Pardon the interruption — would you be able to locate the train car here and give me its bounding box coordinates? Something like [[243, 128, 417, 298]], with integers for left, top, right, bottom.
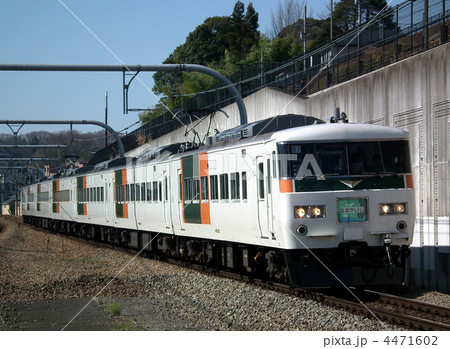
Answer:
[[21, 114, 415, 288]]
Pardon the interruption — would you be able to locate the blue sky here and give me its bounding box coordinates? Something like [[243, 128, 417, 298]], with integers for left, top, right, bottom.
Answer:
[[0, 0, 404, 136]]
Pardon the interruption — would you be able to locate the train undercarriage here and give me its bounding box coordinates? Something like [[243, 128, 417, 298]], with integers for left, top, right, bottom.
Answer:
[[22, 215, 410, 288]]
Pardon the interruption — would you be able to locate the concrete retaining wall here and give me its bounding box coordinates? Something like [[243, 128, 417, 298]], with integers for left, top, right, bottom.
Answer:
[[131, 43, 450, 292]]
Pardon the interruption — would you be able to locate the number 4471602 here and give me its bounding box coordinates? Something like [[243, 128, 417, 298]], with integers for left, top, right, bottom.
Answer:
[[383, 336, 438, 346]]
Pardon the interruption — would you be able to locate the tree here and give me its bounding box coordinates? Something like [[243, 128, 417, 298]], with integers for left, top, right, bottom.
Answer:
[[225, 1, 260, 62], [310, 0, 390, 48], [269, 36, 302, 62], [270, 0, 306, 39], [145, 1, 261, 125]]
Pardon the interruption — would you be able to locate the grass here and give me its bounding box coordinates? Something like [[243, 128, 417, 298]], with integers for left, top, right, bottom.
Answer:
[[105, 302, 123, 317], [98, 298, 143, 330]]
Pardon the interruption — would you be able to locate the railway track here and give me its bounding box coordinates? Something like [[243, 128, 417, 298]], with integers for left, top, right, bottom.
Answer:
[[25, 223, 450, 331], [322, 291, 450, 331], [166, 258, 450, 331]]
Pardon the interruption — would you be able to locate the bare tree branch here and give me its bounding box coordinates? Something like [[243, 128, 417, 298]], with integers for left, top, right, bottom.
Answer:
[[269, 0, 306, 38]]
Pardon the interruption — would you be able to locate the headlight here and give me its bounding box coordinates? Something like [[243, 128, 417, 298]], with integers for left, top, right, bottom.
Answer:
[[379, 203, 407, 215], [294, 205, 326, 219]]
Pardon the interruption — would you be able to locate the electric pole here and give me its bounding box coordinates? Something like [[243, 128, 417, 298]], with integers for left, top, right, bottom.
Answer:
[[105, 91, 108, 148]]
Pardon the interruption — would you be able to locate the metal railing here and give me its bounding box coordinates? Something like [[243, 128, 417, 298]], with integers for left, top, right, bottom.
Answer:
[[116, 0, 449, 161]]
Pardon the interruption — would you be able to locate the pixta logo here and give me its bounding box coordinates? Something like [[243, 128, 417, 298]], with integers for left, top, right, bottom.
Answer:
[[296, 154, 324, 180]]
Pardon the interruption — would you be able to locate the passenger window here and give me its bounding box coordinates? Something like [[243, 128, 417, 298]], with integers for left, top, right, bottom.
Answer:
[[184, 178, 192, 202], [179, 174, 182, 202], [135, 183, 141, 201], [141, 182, 146, 201], [210, 175, 218, 200], [164, 177, 168, 201], [201, 176, 208, 201], [146, 182, 151, 201], [242, 172, 247, 200], [230, 172, 240, 200], [220, 174, 229, 200], [193, 177, 200, 202], [272, 151, 277, 179], [258, 163, 265, 199], [152, 181, 158, 201], [126, 184, 130, 202]]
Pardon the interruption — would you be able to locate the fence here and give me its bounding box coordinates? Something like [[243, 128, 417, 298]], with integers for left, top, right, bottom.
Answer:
[[95, 0, 449, 163]]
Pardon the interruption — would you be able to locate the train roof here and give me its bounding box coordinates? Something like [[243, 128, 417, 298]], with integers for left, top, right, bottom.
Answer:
[[271, 122, 409, 142], [27, 117, 410, 184], [209, 114, 324, 145]]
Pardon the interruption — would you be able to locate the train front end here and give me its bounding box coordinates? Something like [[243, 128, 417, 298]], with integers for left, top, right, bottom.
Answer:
[[275, 123, 415, 288]]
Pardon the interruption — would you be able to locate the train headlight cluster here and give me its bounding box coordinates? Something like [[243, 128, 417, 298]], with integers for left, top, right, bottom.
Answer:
[[294, 205, 326, 219], [379, 203, 407, 215]]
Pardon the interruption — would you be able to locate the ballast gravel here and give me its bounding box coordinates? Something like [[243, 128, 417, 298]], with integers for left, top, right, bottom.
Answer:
[[1, 215, 449, 331]]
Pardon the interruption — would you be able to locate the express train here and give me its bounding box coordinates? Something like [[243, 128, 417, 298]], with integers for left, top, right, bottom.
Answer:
[[21, 114, 415, 288]]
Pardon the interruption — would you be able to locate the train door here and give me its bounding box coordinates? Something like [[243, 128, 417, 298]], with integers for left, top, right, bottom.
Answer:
[[73, 181, 78, 220], [105, 178, 110, 223], [108, 178, 116, 225], [176, 168, 185, 230], [256, 156, 271, 238], [267, 157, 274, 234], [163, 170, 173, 232]]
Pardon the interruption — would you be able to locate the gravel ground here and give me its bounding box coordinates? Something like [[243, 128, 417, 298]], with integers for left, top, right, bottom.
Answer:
[[1, 215, 449, 331]]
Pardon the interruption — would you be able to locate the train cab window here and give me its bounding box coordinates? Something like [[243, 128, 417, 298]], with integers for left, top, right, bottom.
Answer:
[[158, 181, 162, 202], [101, 187, 104, 202], [220, 174, 229, 200], [230, 172, 240, 200], [278, 141, 411, 179], [242, 172, 247, 200], [200, 176, 208, 201], [210, 175, 218, 201], [258, 163, 265, 199], [152, 181, 158, 201]]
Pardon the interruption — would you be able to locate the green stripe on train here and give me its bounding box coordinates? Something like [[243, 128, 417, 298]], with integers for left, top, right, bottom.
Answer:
[[294, 176, 405, 192]]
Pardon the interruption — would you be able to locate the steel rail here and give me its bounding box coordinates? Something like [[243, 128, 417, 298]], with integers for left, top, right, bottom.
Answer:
[[363, 289, 450, 319], [322, 295, 450, 331]]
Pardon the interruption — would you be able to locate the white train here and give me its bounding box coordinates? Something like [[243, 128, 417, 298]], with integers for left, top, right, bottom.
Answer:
[[21, 114, 415, 288]]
